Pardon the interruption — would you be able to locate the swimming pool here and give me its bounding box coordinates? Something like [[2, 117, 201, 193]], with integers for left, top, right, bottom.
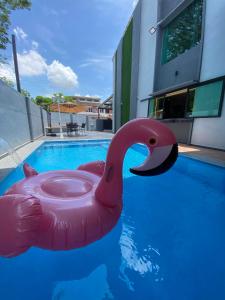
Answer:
[[0, 140, 225, 300]]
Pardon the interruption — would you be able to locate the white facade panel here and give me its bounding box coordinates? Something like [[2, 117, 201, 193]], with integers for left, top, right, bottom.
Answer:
[[191, 94, 225, 150], [136, 0, 157, 118], [191, 0, 225, 150], [137, 101, 148, 118], [200, 0, 225, 81]]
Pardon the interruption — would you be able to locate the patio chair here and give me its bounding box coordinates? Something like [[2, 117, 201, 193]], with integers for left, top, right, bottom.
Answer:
[[71, 123, 79, 135], [80, 123, 86, 135], [66, 123, 73, 136]]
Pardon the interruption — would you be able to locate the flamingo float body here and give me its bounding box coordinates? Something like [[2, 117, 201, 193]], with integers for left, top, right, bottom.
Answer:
[[0, 119, 178, 258]]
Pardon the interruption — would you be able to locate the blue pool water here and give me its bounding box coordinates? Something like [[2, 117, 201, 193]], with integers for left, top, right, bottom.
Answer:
[[0, 140, 225, 300]]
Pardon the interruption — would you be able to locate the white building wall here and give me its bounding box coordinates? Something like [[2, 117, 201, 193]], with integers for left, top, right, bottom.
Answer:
[[136, 0, 157, 118], [191, 0, 225, 149], [138, 101, 149, 118]]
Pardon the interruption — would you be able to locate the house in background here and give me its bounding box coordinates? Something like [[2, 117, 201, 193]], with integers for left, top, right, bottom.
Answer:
[[96, 95, 113, 131], [113, 0, 225, 150], [97, 95, 113, 116], [49, 95, 112, 131], [50, 95, 101, 114]]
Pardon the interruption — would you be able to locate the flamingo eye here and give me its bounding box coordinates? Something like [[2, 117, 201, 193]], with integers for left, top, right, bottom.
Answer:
[[149, 138, 157, 146]]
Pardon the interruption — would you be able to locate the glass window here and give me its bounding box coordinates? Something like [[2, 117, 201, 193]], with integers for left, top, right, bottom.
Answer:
[[164, 91, 187, 118], [161, 0, 203, 64], [149, 97, 164, 119], [149, 80, 224, 120], [186, 80, 224, 117], [148, 98, 155, 118]]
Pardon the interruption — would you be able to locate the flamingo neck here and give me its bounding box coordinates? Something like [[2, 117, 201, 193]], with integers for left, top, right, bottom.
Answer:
[[95, 129, 133, 207]]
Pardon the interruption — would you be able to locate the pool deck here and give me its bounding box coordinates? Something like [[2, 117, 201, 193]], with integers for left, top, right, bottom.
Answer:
[[0, 132, 224, 181], [179, 144, 225, 167]]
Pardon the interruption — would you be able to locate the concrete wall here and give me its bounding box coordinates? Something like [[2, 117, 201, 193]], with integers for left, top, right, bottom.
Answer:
[[29, 100, 44, 139], [0, 81, 45, 155], [50, 112, 86, 126], [161, 119, 193, 144], [51, 112, 71, 126], [50, 112, 95, 131], [0, 81, 30, 155], [191, 0, 225, 150], [42, 109, 49, 128], [137, 0, 157, 117]]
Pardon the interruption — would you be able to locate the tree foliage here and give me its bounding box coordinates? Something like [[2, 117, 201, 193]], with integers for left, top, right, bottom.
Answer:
[[64, 96, 75, 103], [0, 0, 31, 61], [53, 92, 64, 103], [52, 93, 75, 103], [0, 76, 32, 100], [35, 96, 53, 111], [21, 88, 31, 98], [0, 75, 14, 87]]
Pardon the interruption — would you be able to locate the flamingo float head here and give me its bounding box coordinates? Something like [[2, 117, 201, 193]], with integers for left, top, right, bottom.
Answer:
[[107, 118, 178, 177], [127, 118, 178, 176]]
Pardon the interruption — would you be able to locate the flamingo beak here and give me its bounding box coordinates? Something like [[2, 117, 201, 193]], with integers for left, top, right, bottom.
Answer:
[[130, 143, 178, 176]]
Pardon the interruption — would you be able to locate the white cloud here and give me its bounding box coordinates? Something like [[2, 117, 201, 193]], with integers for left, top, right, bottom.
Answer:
[[17, 50, 47, 76], [13, 27, 28, 40], [132, 0, 138, 8], [13, 27, 39, 51], [0, 63, 16, 83], [80, 55, 112, 72], [47, 60, 78, 89], [17, 50, 78, 89], [2, 28, 78, 90], [32, 40, 39, 49]]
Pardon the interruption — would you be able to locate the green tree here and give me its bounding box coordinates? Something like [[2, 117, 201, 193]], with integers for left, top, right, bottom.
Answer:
[[53, 92, 64, 103], [0, 0, 31, 61], [21, 88, 31, 98], [35, 96, 53, 111], [64, 96, 75, 103], [0, 76, 14, 87], [0, 77, 32, 100]]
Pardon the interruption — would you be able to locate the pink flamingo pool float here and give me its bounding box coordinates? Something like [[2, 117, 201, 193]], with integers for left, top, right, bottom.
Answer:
[[0, 119, 178, 258]]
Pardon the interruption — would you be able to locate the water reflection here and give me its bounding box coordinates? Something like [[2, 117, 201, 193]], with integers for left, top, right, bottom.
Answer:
[[119, 220, 162, 292], [52, 265, 113, 300]]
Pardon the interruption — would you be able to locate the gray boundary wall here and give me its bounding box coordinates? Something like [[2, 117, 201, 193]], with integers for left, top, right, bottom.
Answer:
[[0, 81, 45, 155], [29, 100, 44, 139], [50, 113, 96, 131]]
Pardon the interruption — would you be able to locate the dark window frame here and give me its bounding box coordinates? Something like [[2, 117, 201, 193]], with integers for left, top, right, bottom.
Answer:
[[148, 76, 225, 119]]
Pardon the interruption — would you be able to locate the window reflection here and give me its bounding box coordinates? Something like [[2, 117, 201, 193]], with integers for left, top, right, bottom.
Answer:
[[161, 0, 203, 64]]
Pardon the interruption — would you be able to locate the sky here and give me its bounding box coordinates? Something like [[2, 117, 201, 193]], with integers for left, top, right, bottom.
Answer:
[[0, 0, 138, 100]]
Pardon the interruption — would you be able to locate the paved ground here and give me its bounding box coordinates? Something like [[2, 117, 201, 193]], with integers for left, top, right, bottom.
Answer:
[[179, 144, 225, 167], [0, 132, 224, 181], [42, 131, 114, 141]]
